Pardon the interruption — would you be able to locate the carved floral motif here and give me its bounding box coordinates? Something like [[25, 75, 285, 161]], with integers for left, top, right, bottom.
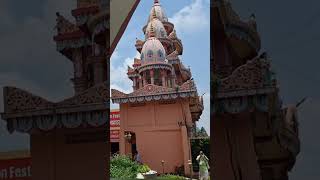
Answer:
[[219, 58, 271, 92], [4, 87, 52, 113]]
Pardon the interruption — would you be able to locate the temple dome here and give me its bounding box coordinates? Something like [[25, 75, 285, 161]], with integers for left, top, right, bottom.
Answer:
[[145, 18, 167, 39], [140, 37, 166, 64], [147, 0, 168, 23]]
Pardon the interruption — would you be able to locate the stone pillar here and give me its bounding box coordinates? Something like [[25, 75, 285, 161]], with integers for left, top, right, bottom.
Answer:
[[150, 69, 154, 85], [139, 77, 142, 89], [93, 57, 106, 84], [72, 49, 87, 94], [133, 77, 137, 90], [143, 72, 147, 86], [161, 70, 166, 87], [172, 76, 176, 87], [181, 125, 192, 176], [119, 104, 127, 155], [171, 70, 177, 87]]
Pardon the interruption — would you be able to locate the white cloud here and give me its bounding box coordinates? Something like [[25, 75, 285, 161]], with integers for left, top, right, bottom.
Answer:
[[110, 51, 141, 108], [169, 0, 209, 35], [110, 51, 140, 94]]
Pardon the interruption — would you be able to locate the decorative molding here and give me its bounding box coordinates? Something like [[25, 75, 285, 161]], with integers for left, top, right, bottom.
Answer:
[[3, 87, 52, 114], [5, 111, 107, 133], [137, 62, 173, 73], [218, 58, 272, 93], [112, 80, 197, 104], [56, 37, 91, 51], [2, 83, 109, 133]]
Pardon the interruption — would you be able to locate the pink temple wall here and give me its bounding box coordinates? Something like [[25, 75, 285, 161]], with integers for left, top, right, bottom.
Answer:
[[213, 113, 262, 180], [119, 100, 192, 174], [30, 128, 107, 180]]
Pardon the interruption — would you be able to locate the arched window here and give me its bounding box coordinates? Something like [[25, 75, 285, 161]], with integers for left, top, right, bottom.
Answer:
[[154, 69, 162, 86], [147, 50, 153, 61], [167, 71, 172, 87], [141, 53, 144, 61], [160, 29, 165, 38], [146, 70, 151, 84], [158, 50, 164, 59]]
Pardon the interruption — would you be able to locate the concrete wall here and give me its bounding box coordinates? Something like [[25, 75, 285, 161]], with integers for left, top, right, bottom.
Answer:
[[119, 100, 193, 174], [31, 127, 107, 180], [212, 113, 262, 180]]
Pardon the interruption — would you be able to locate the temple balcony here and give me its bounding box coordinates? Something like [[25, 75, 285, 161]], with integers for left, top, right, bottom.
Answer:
[[180, 65, 192, 82], [172, 38, 183, 55], [189, 96, 204, 122], [135, 39, 144, 52]]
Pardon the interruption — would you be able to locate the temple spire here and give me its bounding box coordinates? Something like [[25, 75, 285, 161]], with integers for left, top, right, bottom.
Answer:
[[152, 7, 157, 19], [149, 23, 155, 37], [154, 0, 159, 4]]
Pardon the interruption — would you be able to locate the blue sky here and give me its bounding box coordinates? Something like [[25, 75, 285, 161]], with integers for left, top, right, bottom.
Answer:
[[110, 0, 210, 134]]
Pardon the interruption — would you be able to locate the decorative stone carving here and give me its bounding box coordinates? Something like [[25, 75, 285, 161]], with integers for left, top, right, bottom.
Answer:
[[37, 116, 58, 131], [222, 97, 248, 113], [56, 37, 91, 51], [219, 58, 271, 92], [3, 87, 52, 113], [58, 82, 109, 106], [86, 111, 107, 127], [112, 80, 197, 104], [13, 118, 33, 133], [61, 113, 83, 128], [55, 13, 79, 34]]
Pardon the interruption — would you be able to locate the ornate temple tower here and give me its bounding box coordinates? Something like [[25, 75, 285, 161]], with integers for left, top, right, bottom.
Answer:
[[212, 0, 300, 180], [112, 0, 204, 175], [54, 0, 109, 94], [1, 1, 109, 180]]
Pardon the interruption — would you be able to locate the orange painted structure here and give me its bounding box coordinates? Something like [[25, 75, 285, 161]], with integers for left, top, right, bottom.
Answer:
[[212, 1, 300, 180], [112, 0, 204, 175]]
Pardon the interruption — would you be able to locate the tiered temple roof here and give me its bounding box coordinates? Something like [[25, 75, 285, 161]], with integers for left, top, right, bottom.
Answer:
[[112, 0, 203, 122]]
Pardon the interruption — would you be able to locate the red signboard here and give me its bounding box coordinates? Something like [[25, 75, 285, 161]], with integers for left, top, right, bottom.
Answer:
[[110, 111, 120, 128], [110, 111, 120, 142], [0, 158, 31, 180], [110, 130, 120, 142]]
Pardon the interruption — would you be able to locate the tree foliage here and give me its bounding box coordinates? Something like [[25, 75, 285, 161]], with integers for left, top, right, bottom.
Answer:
[[191, 139, 210, 172]]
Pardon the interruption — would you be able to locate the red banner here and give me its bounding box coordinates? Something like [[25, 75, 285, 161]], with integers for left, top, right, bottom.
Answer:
[[110, 111, 120, 128], [110, 130, 120, 142], [0, 158, 31, 180]]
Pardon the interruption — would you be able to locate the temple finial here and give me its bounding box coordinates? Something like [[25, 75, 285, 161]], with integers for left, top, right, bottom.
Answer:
[[149, 23, 155, 37], [152, 7, 157, 19], [154, 0, 159, 4]]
